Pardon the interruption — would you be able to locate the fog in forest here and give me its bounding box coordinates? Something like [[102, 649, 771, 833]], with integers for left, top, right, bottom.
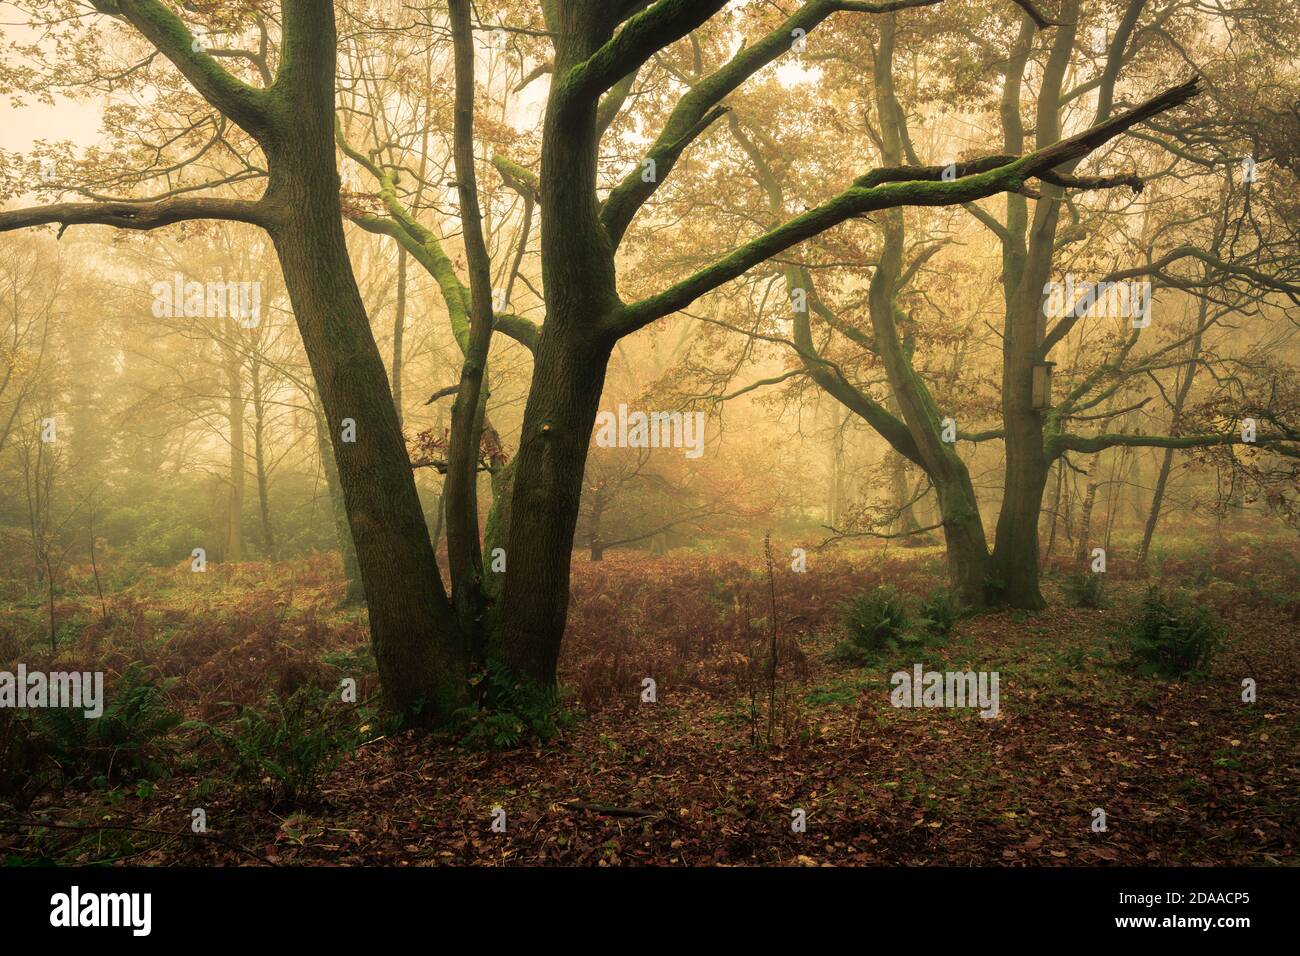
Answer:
[[0, 0, 1296, 876]]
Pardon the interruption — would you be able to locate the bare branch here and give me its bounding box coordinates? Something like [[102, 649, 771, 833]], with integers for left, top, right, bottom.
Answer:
[[0, 197, 266, 237]]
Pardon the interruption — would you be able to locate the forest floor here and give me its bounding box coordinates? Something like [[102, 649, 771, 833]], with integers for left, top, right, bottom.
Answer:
[[1, 530, 1297, 866]]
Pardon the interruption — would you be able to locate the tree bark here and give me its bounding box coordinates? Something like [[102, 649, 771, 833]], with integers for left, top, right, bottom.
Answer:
[[500, 324, 614, 685], [864, 19, 991, 605], [444, 0, 496, 646], [260, 0, 467, 720], [989, 426, 1050, 608], [314, 403, 363, 603], [1074, 462, 1100, 563], [986, 3, 1075, 609], [498, 2, 623, 687]]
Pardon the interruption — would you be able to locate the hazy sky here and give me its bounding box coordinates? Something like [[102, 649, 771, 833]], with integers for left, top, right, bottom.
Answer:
[[0, 95, 104, 152], [0, 6, 819, 156], [1, 14, 107, 154]]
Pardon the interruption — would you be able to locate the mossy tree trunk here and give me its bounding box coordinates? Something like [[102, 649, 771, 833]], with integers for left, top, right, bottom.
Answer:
[[2, 0, 1208, 709], [259, 1, 467, 720], [313, 401, 364, 604]]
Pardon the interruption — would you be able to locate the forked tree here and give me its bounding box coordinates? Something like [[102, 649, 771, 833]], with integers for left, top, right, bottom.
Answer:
[[1, 0, 1206, 718], [676, 0, 1299, 607]]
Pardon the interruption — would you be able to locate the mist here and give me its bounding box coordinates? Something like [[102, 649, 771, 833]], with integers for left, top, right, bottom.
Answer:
[[0, 0, 1296, 895]]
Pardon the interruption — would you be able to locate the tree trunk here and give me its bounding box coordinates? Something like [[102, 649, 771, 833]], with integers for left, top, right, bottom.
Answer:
[[883, 386, 926, 540], [500, 325, 613, 686], [483, 456, 516, 558], [250, 359, 276, 561], [262, 3, 467, 721], [444, 0, 495, 644], [990, 432, 1050, 609], [1139, 295, 1212, 566], [864, 249, 991, 607], [935, 478, 990, 606], [314, 405, 363, 603], [1041, 458, 1064, 569], [391, 247, 407, 426], [586, 497, 606, 562], [222, 347, 245, 563], [987, 183, 1058, 610], [1074, 466, 1100, 563], [890, 452, 925, 538], [863, 23, 990, 605], [1138, 446, 1176, 566], [498, 5, 622, 688], [988, 5, 1077, 610]]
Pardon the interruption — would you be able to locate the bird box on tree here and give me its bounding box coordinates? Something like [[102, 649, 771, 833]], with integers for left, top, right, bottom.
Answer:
[[1031, 362, 1055, 410]]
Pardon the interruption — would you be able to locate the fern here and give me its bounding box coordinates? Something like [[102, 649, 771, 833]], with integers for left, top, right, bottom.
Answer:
[[1119, 587, 1224, 679], [201, 686, 359, 807], [454, 659, 574, 750], [1064, 571, 1108, 609]]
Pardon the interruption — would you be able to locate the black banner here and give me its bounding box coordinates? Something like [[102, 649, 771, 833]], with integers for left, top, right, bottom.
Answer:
[[0, 865, 1280, 942]]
